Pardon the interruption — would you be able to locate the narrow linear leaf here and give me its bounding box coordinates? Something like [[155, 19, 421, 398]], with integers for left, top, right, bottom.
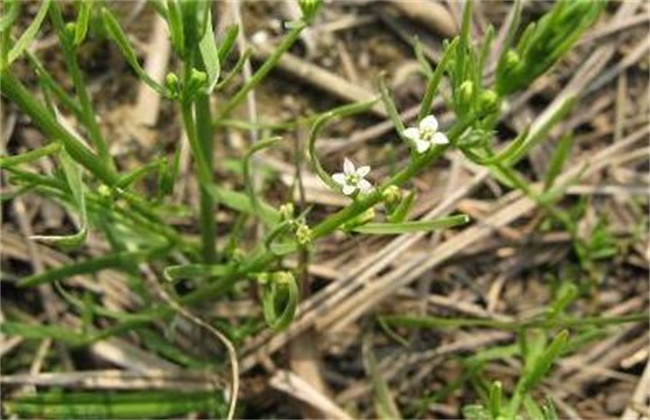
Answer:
[[101, 8, 166, 95], [217, 24, 238, 62], [31, 148, 88, 249], [164, 264, 230, 282], [74, 0, 91, 46], [0, 143, 61, 169], [7, 0, 51, 64], [0, 321, 86, 346], [4, 391, 223, 419], [206, 184, 280, 227], [20, 246, 170, 287], [543, 133, 574, 191], [352, 214, 469, 235], [198, 7, 220, 93], [261, 273, 299, 331]]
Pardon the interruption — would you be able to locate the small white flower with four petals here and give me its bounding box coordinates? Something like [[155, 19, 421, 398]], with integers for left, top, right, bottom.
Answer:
[[403, 115, 449, 154], [332, 158, 372, 196]]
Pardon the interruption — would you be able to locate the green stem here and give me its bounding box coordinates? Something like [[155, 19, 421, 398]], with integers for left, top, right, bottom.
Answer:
[[195, 93, 217, 263], [49, 3, 112, 168], [219, 20, 306, 118]]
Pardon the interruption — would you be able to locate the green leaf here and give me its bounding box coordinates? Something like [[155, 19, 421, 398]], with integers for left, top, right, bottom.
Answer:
[[352, 214, 469, 235], [0, 321, 86, 346], [419, 38, 457, 121], [74, 0, 91, 46], [7, 0, 51, 65], [166, 0, 184, 56], [20, 246, 170, 287], [260, 272, 299, 331], [217, 25, 239, 62], [366, 347, 402, 420], [31, 148, 88, 249], [386, 190, 416, 223], [198, 7, 220, 93], [164, 264, 230, 282], [523, 396, 545, 420], [101, 7, 166, 96], [543, 133, 574, 191], [488, 381, 503, 420], [0, 143, 61, 169], [522, 330, 569, 391], [243, 137, 281, 218], [205, 184, 280, 227], [0, 0, 20, 33], [3, 391, 224, 419]]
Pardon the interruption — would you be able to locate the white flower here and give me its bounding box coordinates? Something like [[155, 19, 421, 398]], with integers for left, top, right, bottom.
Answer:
[[403, 115, 449, 154], [332, 158, 372, 196]]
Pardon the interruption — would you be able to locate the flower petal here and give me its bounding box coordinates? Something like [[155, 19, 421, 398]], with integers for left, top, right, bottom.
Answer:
[[343, 157, 355, 175], [358, 179, 372, 193], [342, 184, 356, 195], [402, 127, 420, 141], [432, 132, 449, 145], [415, 139, 431, 153], [419, 115, 438, 132], [332, 173, 346, 185], [356, 165, 370, 177]]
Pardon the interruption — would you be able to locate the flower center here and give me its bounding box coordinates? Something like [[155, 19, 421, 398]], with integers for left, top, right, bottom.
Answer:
[[345, 174, 360, 185], [421, 128, 434, 141]]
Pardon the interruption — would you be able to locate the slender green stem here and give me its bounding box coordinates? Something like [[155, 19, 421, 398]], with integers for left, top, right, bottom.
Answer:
[[49, 3, 112, 168], [195, 93, 217, 263], [219, 20, 306, 118]]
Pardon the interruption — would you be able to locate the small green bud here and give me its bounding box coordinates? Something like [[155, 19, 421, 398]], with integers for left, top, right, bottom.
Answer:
[[98, 184, 112, 198], [64, 22, 76, 43], [272, 271, 295, 285], [504, 50, 520, 70], [256, 272, 270, 285], [478, 89, 500, 114], [279, 203, 295, 221], [164, 72, 181, 98], [382, 185, 401, 207], [459, 80, 474, 104], [357, 208, 375, 225], [299, 0, 322, 23], [295, 222, 312, 246], [342, 208, 376, 232], [189, 68, 207, 86]]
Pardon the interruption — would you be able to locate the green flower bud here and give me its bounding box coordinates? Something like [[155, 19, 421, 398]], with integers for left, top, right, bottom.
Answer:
[[64, 23, 76, 44], [279, 203, 295, 221], [189, 68, 207, 86], [272, 271, 295, 285], [98, 184, 112, 198], [382, 185, 401, 207], [459, 80, 474, 104], [295, 222, 312, 246], [256, 272, 270, 285], [504, 50, 520, 71], [299, 0, 322, 23], [478, 89, 500, 115], [164, 72, 181, 98]]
